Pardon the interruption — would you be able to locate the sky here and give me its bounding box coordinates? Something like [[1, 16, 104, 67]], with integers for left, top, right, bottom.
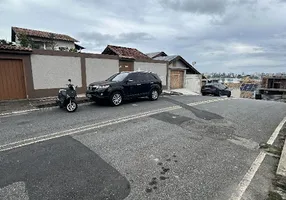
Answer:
[[0, 0, 286, 74]]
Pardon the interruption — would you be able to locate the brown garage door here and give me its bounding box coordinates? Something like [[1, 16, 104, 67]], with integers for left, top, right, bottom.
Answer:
[[170, 70, 184, 89], [0, 59, 26, 100]]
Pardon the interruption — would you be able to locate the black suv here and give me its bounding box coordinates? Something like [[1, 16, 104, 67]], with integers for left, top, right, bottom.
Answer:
[[86, 71, 163, 106], [201, 83, 231, 97]]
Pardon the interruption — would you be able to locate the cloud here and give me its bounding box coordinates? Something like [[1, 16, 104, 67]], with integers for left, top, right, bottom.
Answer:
[[0, 0, 285, 73], [158, 0, 227, 15], [79, 32, 155, 46]]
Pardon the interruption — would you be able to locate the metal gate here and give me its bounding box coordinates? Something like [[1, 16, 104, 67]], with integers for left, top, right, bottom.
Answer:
[[0, 59, 26, 100]]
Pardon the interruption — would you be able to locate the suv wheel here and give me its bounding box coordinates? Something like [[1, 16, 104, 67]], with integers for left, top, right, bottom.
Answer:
[[149, 89, 159, 101], [216, 91, 222, 97], [110, 92, 123, 106]]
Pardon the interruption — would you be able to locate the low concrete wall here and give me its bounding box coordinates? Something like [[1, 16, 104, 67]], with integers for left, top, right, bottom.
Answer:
[[31, 54, 82, 89], [134, 62, 167, 86], [230, 88, 241, 98], [85, 58, 119, 85], [185, 74, 202, 94]]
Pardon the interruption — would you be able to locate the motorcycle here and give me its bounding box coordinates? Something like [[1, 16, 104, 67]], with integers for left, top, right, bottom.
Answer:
[[56, 79, 78, 112]]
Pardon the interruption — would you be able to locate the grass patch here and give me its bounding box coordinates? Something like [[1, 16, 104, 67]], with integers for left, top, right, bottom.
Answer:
[[267, 191, 283, 200], [260, 143, 282, 156], [273, 176, 286, 191]]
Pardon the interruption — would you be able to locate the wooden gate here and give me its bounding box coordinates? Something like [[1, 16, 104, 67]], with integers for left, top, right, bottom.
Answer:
[[0, 59, 26, 100], [170, 70, 184, 89], [119, 60, 134, 72]]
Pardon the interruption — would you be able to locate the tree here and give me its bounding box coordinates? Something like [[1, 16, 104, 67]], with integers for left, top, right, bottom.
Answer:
[[18, 33, 32, 47], [69, 48, 78, 53], [47, 33, 57, 50], [0, 39, 13, 45], [17, 34, 40, 49]]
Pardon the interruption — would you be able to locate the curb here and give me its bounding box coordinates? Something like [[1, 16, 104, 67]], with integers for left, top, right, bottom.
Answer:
[[35, 98, 91, 108], [161, 91, 183, 96], [0, 99, 92, 117], [277, 126, 286, 176]]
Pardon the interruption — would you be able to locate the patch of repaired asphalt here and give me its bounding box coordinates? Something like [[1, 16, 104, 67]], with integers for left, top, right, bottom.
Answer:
[[0, 136, 130, 200], [151, 111, 238, 141], [151, 112, 191, 125], [163, 97, 224, 120]]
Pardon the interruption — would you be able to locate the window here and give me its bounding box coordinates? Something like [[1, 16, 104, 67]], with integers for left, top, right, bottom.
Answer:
[[106, 73, 129, 82], [126, 73, 139, 81], [136, 73, 149, 81]]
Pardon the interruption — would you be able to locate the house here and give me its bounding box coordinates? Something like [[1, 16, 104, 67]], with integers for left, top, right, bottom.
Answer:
[[0, 43, 167, 101], [146, 51, 168, 58], [11, 27, 84, 51], [101, 45, 169, 86], [257, 75, 286, 101], [146, 51, 201, 91], [102, 45, 152, 72]]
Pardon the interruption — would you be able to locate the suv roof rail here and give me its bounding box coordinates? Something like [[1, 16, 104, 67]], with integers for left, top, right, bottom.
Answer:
[[134, 69, 155, 73]]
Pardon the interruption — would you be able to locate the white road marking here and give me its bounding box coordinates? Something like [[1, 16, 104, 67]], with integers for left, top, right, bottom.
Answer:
[[0, 102, 92, 118], [0, 109, 40, 117], [0, 98, 230, 152], [229, 116, 286, 200], [267, 117, 286, 145]]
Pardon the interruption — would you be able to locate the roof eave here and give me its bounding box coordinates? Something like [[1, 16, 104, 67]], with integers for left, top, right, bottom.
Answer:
[[0, 49, 32, 54], [12, 27, 79, 43], [175, 56, 200, 74]]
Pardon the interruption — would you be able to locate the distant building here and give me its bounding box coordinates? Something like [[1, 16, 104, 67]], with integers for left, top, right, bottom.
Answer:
[[11, 27, 84, 51]]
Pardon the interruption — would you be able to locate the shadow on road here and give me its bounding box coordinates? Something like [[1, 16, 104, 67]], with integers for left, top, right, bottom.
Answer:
[[162, 97, 224, 120], [0, 136, 130, 200]]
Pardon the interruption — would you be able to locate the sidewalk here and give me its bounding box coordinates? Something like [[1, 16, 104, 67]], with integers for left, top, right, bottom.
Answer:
[[162, 89, 200, 96], [0, 94, 90, 115], [266, 119, 286, 199]]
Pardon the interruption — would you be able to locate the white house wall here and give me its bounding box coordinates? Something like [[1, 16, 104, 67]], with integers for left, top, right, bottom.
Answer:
[[185, 74, 202, 94], [176, 60, 186, 68], [86, 58, 119, 85], [54, 40, 75, 50], [134, 62, 167, 86], [31, 54, 82, 89], [15, 36, 75, 50]]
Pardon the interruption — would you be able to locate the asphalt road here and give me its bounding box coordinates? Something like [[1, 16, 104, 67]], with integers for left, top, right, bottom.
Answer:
[[0, 95, 286, 200]]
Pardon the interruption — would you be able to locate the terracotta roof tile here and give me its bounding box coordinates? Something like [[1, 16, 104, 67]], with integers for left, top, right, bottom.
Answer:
[[104, 45, 151, 60], [12, 27, 78, 42], [0, 44, 32, 51]]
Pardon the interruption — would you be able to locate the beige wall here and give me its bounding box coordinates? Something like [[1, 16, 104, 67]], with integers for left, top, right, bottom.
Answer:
[[185, 74, 202, 94], [86, 58, 119, 85], [31, 54, 82, 89], [176, 60, 186, 68], [134, 62, 167, 86]]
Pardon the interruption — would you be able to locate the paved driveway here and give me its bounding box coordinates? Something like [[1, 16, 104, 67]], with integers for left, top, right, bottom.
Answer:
[[0, 96, 286, 200]]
